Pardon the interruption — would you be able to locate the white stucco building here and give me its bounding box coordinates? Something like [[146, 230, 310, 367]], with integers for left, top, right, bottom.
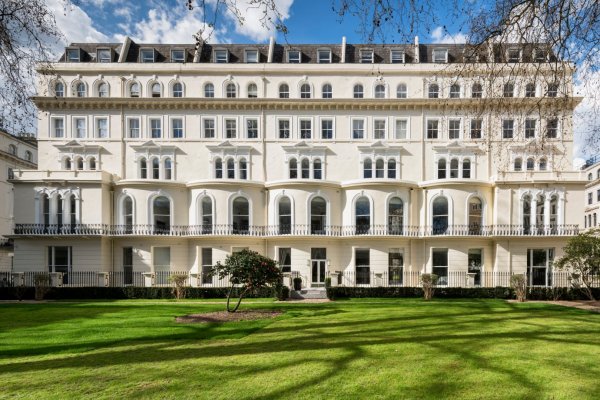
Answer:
[[9, 37, 586, 288]]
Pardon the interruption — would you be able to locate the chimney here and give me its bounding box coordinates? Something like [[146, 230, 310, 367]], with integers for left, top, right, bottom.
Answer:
[[267, 36, 275, 63], [341, 36, 347, 63], [414, 36, 420, 63]]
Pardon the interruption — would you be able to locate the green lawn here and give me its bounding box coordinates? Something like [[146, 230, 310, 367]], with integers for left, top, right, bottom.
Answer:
[[0, 299, 599, 399]]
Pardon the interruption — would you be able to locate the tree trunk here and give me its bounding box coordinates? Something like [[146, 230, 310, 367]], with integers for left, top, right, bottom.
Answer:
[[227, 286, 249, 313]]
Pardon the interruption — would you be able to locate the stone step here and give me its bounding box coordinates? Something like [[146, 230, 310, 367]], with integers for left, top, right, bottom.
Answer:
[[290, 289, 328, 299]]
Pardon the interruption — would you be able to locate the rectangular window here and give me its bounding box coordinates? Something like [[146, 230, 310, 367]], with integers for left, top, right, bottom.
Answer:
[[278, 119, 290, 139], [448, 119, 461, 139], [150, 118, 161, 139], [126, 118, 139, 138], [214, 49, 228, 63], [432, 49, 448, 63], [52, 118, 64, 138], [140, 49, 155, 63], [278, 248, 291, 273], [426, 120, 439, 139], [588, 192, 593, 205], [225, 119, 237, 138], [388, 249, 404, 286], [360, 49, 374, 63], [245, 49, 258, 63], [74, 118, 86, 138], [525, 119, 537, 139], [390, 50, 404, 63], [318, 49, 331, 63], [432, 249, 448, 285], [287, 50, 301, 63], [321, 119, 333, 139], [203, 118, 215, 138], [171, 118, 184, 138], [527, 248, 554, 286], [373, 119, 386, 139], [508, 48, 521, 63], [468, 249, 482, 286], [502, 119, 514, 139], [171, 49, 185, 63], [395, 119, 407, 139], [123, 247, 133, 285], [201, 248, 212, 284], [96, 118, 108, 138], [597, 189, 600, 202], [534, 48, 548, 62], [470, 119, 482, 139], [352, 119, 365, 139], [47, 246, 72, 282], [97, 48, 111, 63], [355, 249, 370, 285], [246, 119, 258, 139], [300, 119, 312, 139], [547, 119, 558, 138], [153, 247, 171, 284], [66, 49, 80, 62]]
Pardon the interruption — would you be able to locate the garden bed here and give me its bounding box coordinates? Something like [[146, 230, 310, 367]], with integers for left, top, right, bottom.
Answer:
[[175, 310, 282, 323]]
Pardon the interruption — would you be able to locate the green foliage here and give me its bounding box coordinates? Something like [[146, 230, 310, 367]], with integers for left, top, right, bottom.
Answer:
[[554, 230, 600, 300], [420, 273, 439, 300], [33, 272, 50, 301], [276, 285, 290, 301], [510, 274, 527, 302], [167, 274, 188, 299]]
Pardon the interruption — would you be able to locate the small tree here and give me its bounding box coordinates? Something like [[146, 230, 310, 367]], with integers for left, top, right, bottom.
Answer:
[[168, 274, 188, 300], [34, 273, 50, 301], [211, 249, 282, 312], [510, 274, 527, 302], [420, 273, 438, 300], [554, 231, 600, 301]]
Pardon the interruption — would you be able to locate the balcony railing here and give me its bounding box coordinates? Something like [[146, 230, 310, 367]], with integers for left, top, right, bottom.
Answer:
[[13, 223, 580, 237]]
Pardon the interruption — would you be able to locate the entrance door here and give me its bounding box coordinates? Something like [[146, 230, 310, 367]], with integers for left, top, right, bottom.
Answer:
[[311, 248, 326, 287]]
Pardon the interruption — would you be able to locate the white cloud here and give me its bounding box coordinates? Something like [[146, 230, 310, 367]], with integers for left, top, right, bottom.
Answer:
[[114, 6, 133, 23], [225, 0, 294, 42], [430, 26, 467, 44]]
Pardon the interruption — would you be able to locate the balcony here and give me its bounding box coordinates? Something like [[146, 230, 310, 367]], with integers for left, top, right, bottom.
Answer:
[[13, 223, 580, 237]]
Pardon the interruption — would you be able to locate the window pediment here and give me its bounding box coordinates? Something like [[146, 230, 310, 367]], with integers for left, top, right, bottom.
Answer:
[[357, 141, 403, 159], [433, 141, 483, 155], [131, 140, 178, 159], [282, 141, 327, 160], [207, 141, 253, 160], [509, 139, 563, 155], [54, 141, 102, 158]]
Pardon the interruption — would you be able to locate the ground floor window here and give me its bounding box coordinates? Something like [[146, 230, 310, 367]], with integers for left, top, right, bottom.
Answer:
[[153, 247, 171, 285], [527, 248, 553, 286], [389, 249, 403, 285], [432, 248, 448, 286], [48, 246, 72, 284], [311, 248, 326, 286], [202, 248, 212, 284], [468, 249, 482, 286], [279, 247, 291, 273], [123, 247, 133, 285], [355, 248, 370, 285]]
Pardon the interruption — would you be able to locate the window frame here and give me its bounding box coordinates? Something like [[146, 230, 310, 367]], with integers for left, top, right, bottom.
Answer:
[[299, 118, 312, 139], [448, 118, 461, 140], [170, 117, 184, 139], [317, 48, 332, 63], [245, 117, 259, 139], [373, 118, 387, 139], [224, 118, 237, 139], [287, 50, 301, 63], [126, 116, 140, 139], [66, 48, 81, 63], [50, 116, 65, 138], [149, 117, 162, 139], [360, 49, 374, 63], [277, 118, 291, 139], [320, 117, 334, 139], [351, 118, 366, 140], [432, 48, 448, 63], [244, 49, 259, 63], [214, 49, 229, 63], [140, 48, 155, 63], [96, 48, 112, 63], [394, 118, 409, 140], [202, 117, 216, 139], [171, 49, 185, 63], [502, 119, 514, 139], [426, 119, 440, 139], [469, 118, 483, 139], [390, 49, 405, 63]]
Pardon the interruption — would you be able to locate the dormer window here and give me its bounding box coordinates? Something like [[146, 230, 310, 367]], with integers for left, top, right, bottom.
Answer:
[[66, 48, 80, 62], [140, 49, 155, 63], [390, 49, 405, 63], [534, 48, 548, 62], [507, 48, 521, 63], [97, 48, 111, 63], [318, 49, 331, 63], [287, 50, 301, 63], [360, 49, 374, 63], [432, 49, 448, 63], [214, 49, 228, 63], [171, 49, 185, 63], [245, 49, 259, 63]]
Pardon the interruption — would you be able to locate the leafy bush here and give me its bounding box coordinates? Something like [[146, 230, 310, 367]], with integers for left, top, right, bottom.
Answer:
[[277, 285, 290, 301], [168, 274, 188, 299], [34, 273, 50, 301], [420, 273, 439, 300], [510, 274, 527, 302]]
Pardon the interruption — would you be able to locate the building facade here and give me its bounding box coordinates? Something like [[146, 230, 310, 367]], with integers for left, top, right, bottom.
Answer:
[[9, 37, 585, 288]]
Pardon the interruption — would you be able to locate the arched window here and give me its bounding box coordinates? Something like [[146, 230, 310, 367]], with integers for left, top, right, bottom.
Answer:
[[204, 83, 215, 98], [164, 158, 172, 180], [450, 159, 459, 178], [388, 197, 404, 234], [514, 158, 522, 171], [24, 150, 32, 162], [353, 84, 364, 98], [98, 82, 108, 97], [301, 158, 310, 179], [300, 83, 311, 98], [536, 194, 545, 233], [247, 83, 258, 98], [151, 83, 161, 97], [75, 82, 86, 97], [588, 173, 592, 180], [375, 159, 385, 178], [597, 169, 600, 179], [122, 196, 133, 233], [428, 83, 439, 98], [363, 158, 373, 178], [432, 196, 449, 235], [130, 82, 140, 97], [503, 82, 514, 97], [67, 195, 77, 231], [8, 144, 16, 155], [227, 158, 235, 179], [526, 158, 535, 171], [549, 195, 558, 231], [54, 81, 64, 97], [437, 158, 446, 179], [539, 158, 547, 171], [523, 195, 532, 233], [56, 196, 63, 229], [462, 159, 471, 178], [471, 83, 482, 98], [468, 197, 482, 234], [278, 196, 292, 234], [355, 197, 371, 234], [140, 158, 147, 178], [239, 158, 248, 180], [310, 196, 327, 234], [200, 196, 213, 234], [151, 158, 159, 179], [374, 84, 386, 98], [322, 83, 332, 99], [88, 157, 96, 171], [449, 84, 460, 98], [215, 158, 223, 178], [172, 82, 183, 97], [232, 197, 249, 234], [279, 83, 289, 98], [525, 83, 536, 97], [64, 157, 72, 170], [289, 158, 297, 179], [41, 193, 50, 229], [388, 159, 396, 178], [396, 83, 407, 99], [226, 83, 237, 98], [313, 159, 322, 179], [153, 196, 171, 234], [76, 157, 84, 171]]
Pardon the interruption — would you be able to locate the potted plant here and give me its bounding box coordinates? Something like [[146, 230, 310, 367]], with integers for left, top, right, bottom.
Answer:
[[293, 277, 302, 290]]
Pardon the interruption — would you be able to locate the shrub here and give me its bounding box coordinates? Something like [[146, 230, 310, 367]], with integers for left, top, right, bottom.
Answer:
[[277, 285, 290, 300], [510, 274, 527, 302], [168, 274, 188, 300], [293, 277, 302, 290], [34, 273, 50, 301], [420, 273, 438, 300]]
